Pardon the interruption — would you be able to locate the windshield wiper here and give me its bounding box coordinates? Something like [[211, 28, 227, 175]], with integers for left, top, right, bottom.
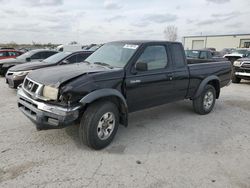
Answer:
[[93, 62, 113, 69]]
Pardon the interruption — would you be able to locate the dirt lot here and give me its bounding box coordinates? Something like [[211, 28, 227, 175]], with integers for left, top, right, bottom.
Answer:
[[0, 77, 250, 188]]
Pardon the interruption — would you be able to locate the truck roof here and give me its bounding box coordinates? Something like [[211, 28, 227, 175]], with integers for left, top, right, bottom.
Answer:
[[110, 40, 182, 45]]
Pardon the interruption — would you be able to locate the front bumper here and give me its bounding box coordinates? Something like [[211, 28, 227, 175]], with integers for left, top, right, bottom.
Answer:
[[0, 65, 5, 76], [17, 88, 82, 129], [5, 74, 25, 88], [234, 67, 250, 80]]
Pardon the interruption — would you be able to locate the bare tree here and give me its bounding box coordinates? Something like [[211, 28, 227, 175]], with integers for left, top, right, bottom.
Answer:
[[164, 25, 178, 41]]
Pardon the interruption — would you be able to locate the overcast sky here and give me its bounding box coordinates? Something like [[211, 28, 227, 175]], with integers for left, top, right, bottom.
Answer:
[[0, 0, 249, 44]]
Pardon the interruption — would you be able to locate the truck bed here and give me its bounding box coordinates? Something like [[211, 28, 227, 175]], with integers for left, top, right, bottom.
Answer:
[[186, 61, 232, 98], [187, 57, 227, 64]]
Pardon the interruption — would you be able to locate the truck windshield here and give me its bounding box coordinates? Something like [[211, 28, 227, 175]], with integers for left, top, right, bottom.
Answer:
[[185, 50, 200, 58], [231, 50, 248, 54], [85, 42, 139, 68], [42, 52, 71, 64]]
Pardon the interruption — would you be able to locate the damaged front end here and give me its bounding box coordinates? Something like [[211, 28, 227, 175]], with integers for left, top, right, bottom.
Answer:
[[17, 76, 83, 130]]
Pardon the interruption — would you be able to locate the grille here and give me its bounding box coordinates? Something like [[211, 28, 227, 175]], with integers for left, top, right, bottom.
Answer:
[[22, 77, 43, 97], [7, 72, 13, 76], [241, 63, 250, 69]]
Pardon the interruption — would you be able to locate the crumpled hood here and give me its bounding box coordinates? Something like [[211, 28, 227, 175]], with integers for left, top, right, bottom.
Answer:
[[0, 58, 25, 65], [27, 63, 113, 87], [224, 53, 244, 58], [9, 61, 52, 72]]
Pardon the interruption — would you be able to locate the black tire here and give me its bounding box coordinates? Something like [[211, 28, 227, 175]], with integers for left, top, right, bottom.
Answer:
[[231, 74, 241, 83], [193, 85, 216, 115], [79, 101, 119, 150]]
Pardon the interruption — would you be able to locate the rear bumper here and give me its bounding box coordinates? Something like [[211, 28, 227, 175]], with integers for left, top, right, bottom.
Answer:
[[17, 88, 81, 129]]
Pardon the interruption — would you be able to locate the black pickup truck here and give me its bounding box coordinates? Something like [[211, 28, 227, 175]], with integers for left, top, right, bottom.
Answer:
[[17, 41, 232, 150]]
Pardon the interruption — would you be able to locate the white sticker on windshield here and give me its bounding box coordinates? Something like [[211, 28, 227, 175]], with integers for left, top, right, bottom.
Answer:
[[123, 44, 139, 50]]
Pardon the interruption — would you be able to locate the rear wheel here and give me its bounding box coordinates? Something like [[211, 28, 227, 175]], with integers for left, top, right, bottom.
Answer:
[[79, 101, 119, 150], [193, 85, 216, 115]]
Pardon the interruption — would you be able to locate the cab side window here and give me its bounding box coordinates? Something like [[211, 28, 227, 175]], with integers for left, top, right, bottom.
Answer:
[[170, 44, 186, 68], [136, 45, 168, 71]]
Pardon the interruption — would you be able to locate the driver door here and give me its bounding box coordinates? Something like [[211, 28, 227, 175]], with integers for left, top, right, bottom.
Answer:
[[125, 44, 175, 112]]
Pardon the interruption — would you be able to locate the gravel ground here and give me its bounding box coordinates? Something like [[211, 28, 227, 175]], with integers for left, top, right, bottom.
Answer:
[[0, 77, 250, 188]]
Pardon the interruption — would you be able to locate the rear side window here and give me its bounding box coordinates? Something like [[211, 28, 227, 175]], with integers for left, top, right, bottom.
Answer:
[[171, 44, 186, 68]]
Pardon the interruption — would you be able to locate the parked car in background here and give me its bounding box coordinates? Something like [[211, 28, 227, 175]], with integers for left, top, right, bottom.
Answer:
[[0, 49, 58, 76], [220, 48, 234, 56], [0, 47, 15, 50], [17, 40, 231, 150], [203, 47, 216, 52], [231, 53, 250, 83], [223, 48, 250, 63], [185, 50, 226, 64], [0, 49, 23, 60], [87, 44, 103, 51], [5, 51, 94, 88]]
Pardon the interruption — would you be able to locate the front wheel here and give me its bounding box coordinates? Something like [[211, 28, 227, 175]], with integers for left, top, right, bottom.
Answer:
[[232, 74, 241, 83], [193, 85, 216, 115], [79, 101, 119, 150]]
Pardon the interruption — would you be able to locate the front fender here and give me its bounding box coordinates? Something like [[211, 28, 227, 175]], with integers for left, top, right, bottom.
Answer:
[[80, 89, 128, 126]]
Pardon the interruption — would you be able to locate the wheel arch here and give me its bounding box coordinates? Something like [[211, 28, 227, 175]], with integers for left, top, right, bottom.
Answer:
[[79, 89, 128, 127], [192, 76, 220, 99]]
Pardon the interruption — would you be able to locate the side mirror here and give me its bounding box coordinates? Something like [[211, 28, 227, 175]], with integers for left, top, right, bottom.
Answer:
[[61, 60, 70, 65], [26, 57, 31, 62], [135, 62, 148, 72]]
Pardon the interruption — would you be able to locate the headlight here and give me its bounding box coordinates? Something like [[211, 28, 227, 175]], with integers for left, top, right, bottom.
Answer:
[[233, 61, 242, 67], [13, 70, 31, 77], [43, 86, 59, 100]]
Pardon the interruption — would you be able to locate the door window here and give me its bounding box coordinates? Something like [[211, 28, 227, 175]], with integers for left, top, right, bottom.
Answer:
[[136, 45, 168, 71], [76, 53, 90, 62], [66, 55, 77, 63], [8, 51, 17, 56], [0, 51, 7, 57], [31, 52, 42, 59]]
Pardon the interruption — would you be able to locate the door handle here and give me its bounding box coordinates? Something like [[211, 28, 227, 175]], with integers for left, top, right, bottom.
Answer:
[[166, 73, 174, 80]]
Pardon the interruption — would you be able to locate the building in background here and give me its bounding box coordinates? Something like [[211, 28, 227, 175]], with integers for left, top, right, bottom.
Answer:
[[183, 34, 250, 51]]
